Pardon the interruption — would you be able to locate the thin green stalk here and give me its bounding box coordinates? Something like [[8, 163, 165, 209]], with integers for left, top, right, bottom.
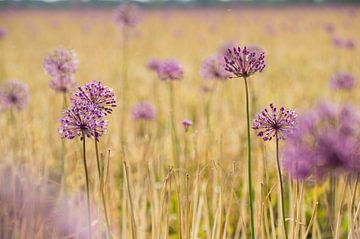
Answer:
[[94, 140, 112, 239], [81, 132, 92, 239], [244, 77, 255, 239], [275, 136, 288, 239]]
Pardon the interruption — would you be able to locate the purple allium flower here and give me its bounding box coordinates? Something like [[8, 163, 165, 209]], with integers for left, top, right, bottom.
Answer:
[[113, 3, 140, 28], [200, 56, 230, 81], [59, 102, 107, 141], [217, 41, 237, 59], [324, 23, 335, 34], [252, 104, 297, 141], [131, 102, 156, 121], [157, 60, 184, 81], [71, 81, 117, 115], [43, 48, 78, 78], [329, 72, 355, 90], [147, 59, 161, 72], [224, 46, 266, 78], [0, 28, 6, 40], [0, 80, 29, 111], [332, 37, 356, 49], [181, 119, 192, 132], [49, 76, 77, 94], [283, 102, 360, 180]]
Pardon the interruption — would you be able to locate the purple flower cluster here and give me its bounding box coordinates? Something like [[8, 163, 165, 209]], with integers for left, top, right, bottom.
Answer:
[[113, 3, 140, 28], [181, 119, 193, 132], [0, 28, 6, 40], [147, 59, 161, 72], [283, 102, 360, 180], [200, 56, 230, 81], [131, 102, 156, 121], [0, 80, 29, 111], [252, 104, 297, 141], [43, 48, 78, 93], [332, 37, 356, 49], [59, 81, 116, 141], [329, 72, 355, 90], [224, 46, 266, 78], [156, 60, 184, 81]]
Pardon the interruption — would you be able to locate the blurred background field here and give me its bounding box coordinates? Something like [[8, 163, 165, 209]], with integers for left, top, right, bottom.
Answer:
[[0, 4, 360, 239]]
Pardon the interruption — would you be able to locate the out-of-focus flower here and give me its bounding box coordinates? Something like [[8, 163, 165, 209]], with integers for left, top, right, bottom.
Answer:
[[49, 76, 76, 94], [147, 59, 161, 72], [43, 48, 78, 78], [217, 41, 237, 59], [157, 60, 184, 81], [329, 72, 355, 90], [0, 80, 29, 111], [71, 81, 117, 116], [200, 56, 230, 81], [113, 3, 140, 28], [224, 46, 266, 78], [131, 102, 156, 121], [253, 104, 296, 141], [181, 119, 192, 132], [0, 27, 6, 40], [283, 102, 360, 180], [59, 102, 107, 141], [332, 37, 356, 49], [324, 23, 335, 34]]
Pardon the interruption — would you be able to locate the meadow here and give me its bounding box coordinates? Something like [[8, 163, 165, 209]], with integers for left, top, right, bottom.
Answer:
[[0, 5, 360, 239]]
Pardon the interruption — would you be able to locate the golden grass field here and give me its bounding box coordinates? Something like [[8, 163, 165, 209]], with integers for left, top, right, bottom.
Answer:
[[0, 6, 360, 239]]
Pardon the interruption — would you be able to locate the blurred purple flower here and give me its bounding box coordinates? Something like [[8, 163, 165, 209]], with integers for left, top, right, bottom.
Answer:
[[113, 3, 140, 28], [324, 23, 335, 34], [147, 59, 161, 72], [157, 60, 184, 81], [283, 102, 360, 180], [43, 48, 78, 78], [0, 27, 6, 40], [59, 102, 107, 141], [0, 80, 29, 111], [217, 41, 237, 59], [71, 81, 117, 115], [329, 72, 355, 90], [332, 37, 356, 49], [131, 102, 156, 121], [49, 76, 76, 94], [181, 119, 192, 132], [200, 56, 230, 81], [253, 104, 297, 141], [224, 46, 266, 78]]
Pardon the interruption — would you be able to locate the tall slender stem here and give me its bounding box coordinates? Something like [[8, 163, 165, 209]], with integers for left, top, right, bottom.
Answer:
[[169, 82, 179, 167], [94, 140, 112, 239], [244, 77, 255, 239], [81, 133, 92, 239], [275, 136, 288, 239]]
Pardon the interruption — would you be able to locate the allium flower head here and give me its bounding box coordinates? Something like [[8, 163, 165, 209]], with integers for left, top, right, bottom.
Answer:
[[131, 102, 156, 121], [49, 76, 77, 94], [224, 46, 266, 78], [252, 104, 296, 141], [59, 102, 107, 141], [147, 59, 161, 72], [0, 28, 6, 40], [329, 72, 355, 90], [0, 80, 29, 111], [181, 119, 192, 132], [332, 37, 356, 49], [71, 81, 117, 115], [157, 60, 184, 81], [283, 102, 360, 180], [200, 56, 230, 81], [113, 3, 140, 28], [43, 48, 78, 78]]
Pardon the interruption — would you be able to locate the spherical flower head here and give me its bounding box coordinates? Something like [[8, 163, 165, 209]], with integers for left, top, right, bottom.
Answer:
[[283, 102, 360, 180], [49, 76, 77, 94], [113, 3, 140, 28], [43, 48, 78, 78], [0, 28, 6, 40], [157, 60, 184, 81], [329, 72, 355, 90], [224, 46, 266, 78], [59, 102, 107, 141], [252, 103, 296, 141], [0, 80, 29, 111], [332, 37, 356, 50], [147, 59, 161, 72], [131, 102, 156, 121], [181, 119, 192, 132], [217, 41, 237, 59], [71, 81, 117, 115], [200, 56, 230, 81]]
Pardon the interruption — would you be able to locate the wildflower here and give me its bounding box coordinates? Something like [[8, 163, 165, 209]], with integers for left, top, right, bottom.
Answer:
[[49, 76, 77, 94], [332, 37, 356, 49], [181, 119, 192, 132], [200, 56, 230, 81], [113, 3, 140, 28], [43, 48, 78, 78], [157, 60, 184, 81], [147, 59, 161, 72], [0, 28, 6, 40], [329, 72, 355, 90], [59, 102, 107, 141], [131, 102, 156, 121], [224, 46, 265, 78], [0, 80, 29, 111], [253, 104, 297, 141], [71, 81, 117, 116]]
